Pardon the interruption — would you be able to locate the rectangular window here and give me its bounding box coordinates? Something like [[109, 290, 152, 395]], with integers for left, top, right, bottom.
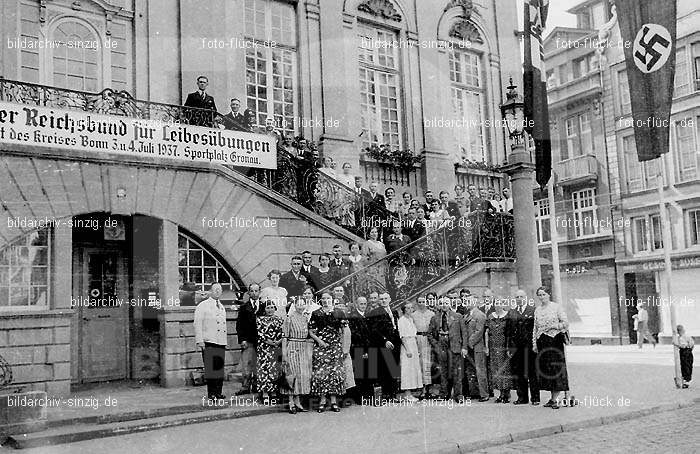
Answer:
[[623, 135, 661, 192], [650, 214, 663, 250], [535, 199, 551, 244], [572, 188, 598, 238], [618, 69, 631, 115], [0, 229, 50, 309], [559, 64, 569, 84], [358, 24, 402, 149], [688, 209, 700, 246], [591, 3, 607, 29], [546, 69, 557, 89], [632, 215, 663, 253], [632, 217, 649, 252], [566, 117, 580, 157], [676, 119, 697, 182], [674, 47, 689, 97], [244, 0, 297, 136], [579, 112, 592, 153], [450, 50, 485, 162], [693, 42, 700, 91], [573, 56, 588, 79]]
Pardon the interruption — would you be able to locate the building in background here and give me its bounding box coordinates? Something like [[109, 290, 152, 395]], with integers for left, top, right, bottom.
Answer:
[[0, 0, 520, 396], [541, 0, 700, 344]]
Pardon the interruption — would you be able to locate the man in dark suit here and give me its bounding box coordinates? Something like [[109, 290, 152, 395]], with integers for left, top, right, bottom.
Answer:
[[236, 283, 266, 395], [461, 297, 489, 401], [366, 181, 386, 225], [428, 296, 464, 401], [353, 176, 373, 237], [279, 256, 308, 301], [367, 292, 401, 399], [300, 250, 320, 291], [348, 296, 373, 402], [329, 244, 352, 285], [467, 184, 489, 212], [439, 191, 461, 219], [221, 98, 253, 132], [479, 288, 497, 317], [184, 75, 218, 126], [507, 289, 540, 405], [402, 207, 425, 241], [422, 190, 436, 216]]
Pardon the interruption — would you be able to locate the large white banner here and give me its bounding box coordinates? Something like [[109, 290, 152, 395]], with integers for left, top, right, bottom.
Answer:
[[0, 101, 277, 169]]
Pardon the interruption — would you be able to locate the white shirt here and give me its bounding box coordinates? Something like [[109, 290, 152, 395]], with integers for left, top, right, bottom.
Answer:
[[194, 297, 227, 346]]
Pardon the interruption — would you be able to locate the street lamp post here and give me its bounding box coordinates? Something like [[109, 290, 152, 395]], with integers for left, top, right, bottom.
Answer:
[[499, 79, 542, 298]]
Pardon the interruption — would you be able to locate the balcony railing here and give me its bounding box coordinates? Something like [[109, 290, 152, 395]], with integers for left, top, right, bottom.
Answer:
[[547, 73, 602, 108], [317, 211, 515, 305], [0, 78, 392, 239], [556, 154, 598, 186]]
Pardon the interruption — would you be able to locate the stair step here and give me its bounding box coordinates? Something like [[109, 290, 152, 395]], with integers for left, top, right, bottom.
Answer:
[[6, 405, 279, 449]]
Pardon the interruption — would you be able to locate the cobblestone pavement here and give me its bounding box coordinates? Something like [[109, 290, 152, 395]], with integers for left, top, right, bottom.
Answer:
[[476, 404, 700, 453]]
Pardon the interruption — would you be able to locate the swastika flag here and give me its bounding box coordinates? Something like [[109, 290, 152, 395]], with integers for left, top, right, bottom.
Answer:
[[617, 0, 677, 162]]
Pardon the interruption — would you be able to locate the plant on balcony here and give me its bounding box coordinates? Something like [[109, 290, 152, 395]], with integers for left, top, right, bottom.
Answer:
[[362, 144, 423, 172], [456, 156, 502, 173]]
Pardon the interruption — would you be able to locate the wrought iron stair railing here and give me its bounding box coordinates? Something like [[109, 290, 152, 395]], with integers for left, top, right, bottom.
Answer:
[[0, 78, 393, 239], [316, 211, 515, 305]]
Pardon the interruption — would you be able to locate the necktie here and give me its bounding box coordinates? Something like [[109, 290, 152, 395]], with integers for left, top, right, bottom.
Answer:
[[441, 312, 448, 332], [216, 300, 222, 310], [201, 91, 206, 99], [387, 308, 395, 329]]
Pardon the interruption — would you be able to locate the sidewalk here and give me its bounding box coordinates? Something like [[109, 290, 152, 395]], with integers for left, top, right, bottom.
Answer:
[[4, 345, 698, 452]]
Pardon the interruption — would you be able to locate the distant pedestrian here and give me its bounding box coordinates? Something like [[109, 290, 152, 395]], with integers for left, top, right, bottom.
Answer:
[[673, 325, 694, 388], [633, 302, 657, 349]]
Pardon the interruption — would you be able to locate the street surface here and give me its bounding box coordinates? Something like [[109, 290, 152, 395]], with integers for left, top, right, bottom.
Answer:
[[15, 346, 699, 454]]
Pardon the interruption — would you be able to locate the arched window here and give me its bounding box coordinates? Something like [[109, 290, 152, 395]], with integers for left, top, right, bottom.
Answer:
[[177, 232, 240, 292], [449, 47, 486, 163], [0, 229, 51, 309], [51, 20, 100, 92]]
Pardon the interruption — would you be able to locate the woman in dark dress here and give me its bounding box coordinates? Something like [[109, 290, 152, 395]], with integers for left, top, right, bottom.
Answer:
[[316, 253, 334, 291], [487, 298, 513, 403], [533, 286, 569, 409], [308, 292, 345, 412], [256, 300, 284, 403]]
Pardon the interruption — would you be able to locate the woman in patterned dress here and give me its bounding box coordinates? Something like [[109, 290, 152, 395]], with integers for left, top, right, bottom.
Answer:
[[398, 302, 422, 401], [411, 295, 436, 398], [308, 292, 345, 412], [282, 296, 313, 413], [256, 300, 284, 403], [487, 298, 513, 403]]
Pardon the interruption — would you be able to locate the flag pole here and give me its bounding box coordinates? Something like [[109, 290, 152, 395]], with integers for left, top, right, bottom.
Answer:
[[656, 158, 681, 388], [547, 173, 562, 305]]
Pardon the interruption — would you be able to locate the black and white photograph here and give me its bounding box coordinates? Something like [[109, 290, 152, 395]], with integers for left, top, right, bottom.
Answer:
[[0, 0, 698, 452]]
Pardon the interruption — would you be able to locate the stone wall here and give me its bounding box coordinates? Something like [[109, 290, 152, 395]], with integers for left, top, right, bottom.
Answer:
[[159, 306, 241, 388], [0, 311, 72, 396]]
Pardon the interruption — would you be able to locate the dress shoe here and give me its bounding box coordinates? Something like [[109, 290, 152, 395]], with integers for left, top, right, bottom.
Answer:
[[513, 399, 529, 405], [330, 404, 340, 412], [453, 395, 464, 403], [494, 397, 504, 403], [317, 406, 326, 413], [543, 399, 555, 408], [478, 397, 489, 402], [531, 400, 540, 406], [288, 407, 297, 414], [296, 406, 309, 412]]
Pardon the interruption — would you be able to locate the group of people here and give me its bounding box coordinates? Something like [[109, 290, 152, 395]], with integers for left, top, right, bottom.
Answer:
[[227, 281, 576, 412]]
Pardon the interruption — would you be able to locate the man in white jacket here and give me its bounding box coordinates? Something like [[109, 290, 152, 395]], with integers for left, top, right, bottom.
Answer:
[[194, 283, 227, 400]]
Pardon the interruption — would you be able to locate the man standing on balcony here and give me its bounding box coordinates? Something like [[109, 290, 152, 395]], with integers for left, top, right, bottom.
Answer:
[[236, 283, 265, 396], [501, 187, 514, 214], [184, 75, 218, 127], [368, 292, 401, 400], [454, 185, 468, 217], [279, 256, 307, 301], [194, 283, 227, 401], [428, 296, 464, 402], [353, 176, 372, 237], [222, 98, 253, 132], [366, 181, 386, 230]]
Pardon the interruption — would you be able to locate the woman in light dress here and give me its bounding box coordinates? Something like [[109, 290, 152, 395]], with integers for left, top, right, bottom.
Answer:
[[398, 301, 422, 401], [347, 242, 365, 303], [411, 295, 435, 398], [282, 296, 312, 413], [363, 227, 388, 294], [260, 269, 288, 318]]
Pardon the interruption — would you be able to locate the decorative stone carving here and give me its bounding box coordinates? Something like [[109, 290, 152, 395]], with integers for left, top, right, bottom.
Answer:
[[444, 0, 474, 20], [449, 20, 483, 44], [357, 0, 402, 22]]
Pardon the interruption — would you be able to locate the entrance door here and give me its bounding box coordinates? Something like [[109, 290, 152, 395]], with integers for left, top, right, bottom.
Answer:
[[76, 248, 128, 382]]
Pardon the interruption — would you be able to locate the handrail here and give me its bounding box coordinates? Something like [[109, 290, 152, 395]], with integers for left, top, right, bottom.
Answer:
[[316, 211, 515, 304]]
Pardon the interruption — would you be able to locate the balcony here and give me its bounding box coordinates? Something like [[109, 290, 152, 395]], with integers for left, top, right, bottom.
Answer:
[[555, 154, 598, 187], [547, 72, 602, 111]]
